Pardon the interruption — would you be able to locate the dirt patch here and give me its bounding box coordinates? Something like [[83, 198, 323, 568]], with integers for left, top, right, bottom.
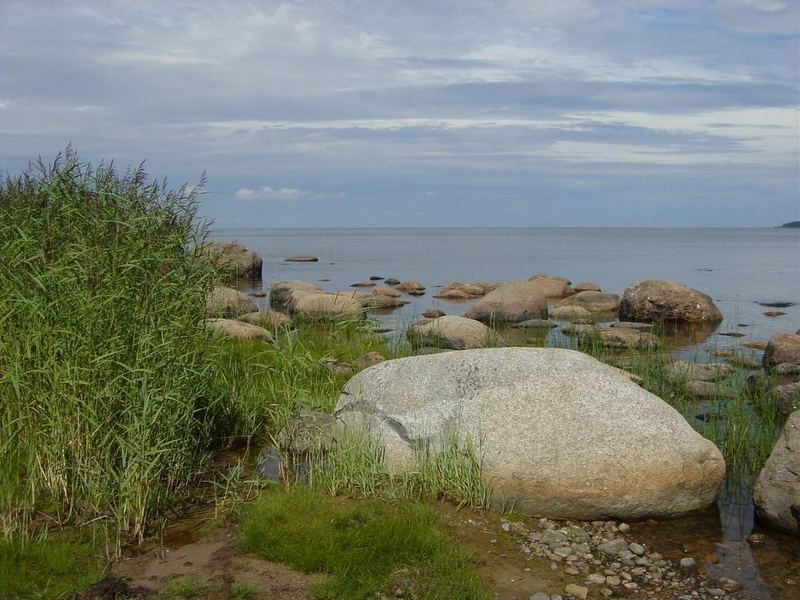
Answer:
[[113, 526, 325, 599]]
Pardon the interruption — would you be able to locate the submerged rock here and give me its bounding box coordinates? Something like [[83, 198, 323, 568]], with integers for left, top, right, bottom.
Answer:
[[286, 255, 318, 262], [664, 361, 734, 383], [423, 308, 447, 319], [397, 280, 426, 293], [406, 316, 491, 350], [510, 319, 557, 330], [205, 286, 258, 318], [463, 280, 548, 324], [335, 348, 725, 519], [763, 332, 800, 369], [754, 411, 800, 536], [619, 280, 722, 324], [203, 241, 263, 279], [685, 381, 737, 400]]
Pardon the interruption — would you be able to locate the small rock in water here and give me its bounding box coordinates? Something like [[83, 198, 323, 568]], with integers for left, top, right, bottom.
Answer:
[[747, 532, 767, 546], [423, 308, 446, 319], [351, 281, 376, 288], [757, 301, 796, 308], [384, 278, 401, 285], [286, 255, 318, 262], [763, 311, 787, 317], [369, 276, 384, 280], [718, 577, 741, 592], [718, 332, 745, 337]]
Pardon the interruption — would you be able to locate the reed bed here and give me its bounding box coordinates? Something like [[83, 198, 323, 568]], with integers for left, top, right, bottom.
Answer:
[[0, 151, 224, 547]]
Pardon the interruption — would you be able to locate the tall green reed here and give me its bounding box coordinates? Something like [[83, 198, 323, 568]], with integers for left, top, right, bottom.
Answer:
[[0, 150, 222, 547]]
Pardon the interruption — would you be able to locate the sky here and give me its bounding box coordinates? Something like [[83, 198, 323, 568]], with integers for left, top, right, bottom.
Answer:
[[0, 1, 798, 228]]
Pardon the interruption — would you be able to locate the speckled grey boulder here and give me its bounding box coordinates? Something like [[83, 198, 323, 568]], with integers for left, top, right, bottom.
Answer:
[[335, 348, 725, 519], [754, 411, 800, 536]]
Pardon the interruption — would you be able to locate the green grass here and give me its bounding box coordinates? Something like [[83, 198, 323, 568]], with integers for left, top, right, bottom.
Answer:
[[241, 487, 488, 600], [0, 151, 226, 547], [0, 535, 105, 599], [160, 575, 211, 599]]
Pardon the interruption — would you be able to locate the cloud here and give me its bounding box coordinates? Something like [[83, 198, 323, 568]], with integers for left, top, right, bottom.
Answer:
[[234, 185, 344, 202], [0, 0, 796, 226]]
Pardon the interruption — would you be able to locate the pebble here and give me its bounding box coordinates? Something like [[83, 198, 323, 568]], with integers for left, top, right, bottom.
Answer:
[[679, 557, 697, 572], [529, 593, 549, 600], [629, 542, 646, 555], [586, 573, 606, 585], [564, 584, 588, 600]]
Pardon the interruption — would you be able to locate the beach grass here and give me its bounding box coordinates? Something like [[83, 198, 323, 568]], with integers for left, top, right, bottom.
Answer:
[[241, 486, 488, 600]]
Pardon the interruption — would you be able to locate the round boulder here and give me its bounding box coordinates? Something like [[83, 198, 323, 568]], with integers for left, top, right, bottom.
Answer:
[[203, 241, 263, 279], [763, 332, 800, 369], [551, 305, 593, 323], [291, 294, 363, 321], [335, 348, 725, 519], [269, 281, 324, 311], [204, 318, 272, 341], [574, 282, 601, 293], [619, 280, 722, 324], [556, 291, 620, 314], [754, 411, 800, 536], [205, 286, 258, 318], [407, 316, 491, 350], [527, 275, 574, 299], [238, 311, 292, 330], [463, 280, 548, 324]]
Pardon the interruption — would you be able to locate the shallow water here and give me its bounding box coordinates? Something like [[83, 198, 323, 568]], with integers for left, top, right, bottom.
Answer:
[[216, 227, 800, 598]]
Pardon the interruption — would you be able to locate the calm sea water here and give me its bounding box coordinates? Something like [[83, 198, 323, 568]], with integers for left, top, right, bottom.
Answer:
[[212, 227, 800, 350]]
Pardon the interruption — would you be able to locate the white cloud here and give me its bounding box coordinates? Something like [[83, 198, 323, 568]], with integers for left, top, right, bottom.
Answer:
[[234, 185, 344, 201]]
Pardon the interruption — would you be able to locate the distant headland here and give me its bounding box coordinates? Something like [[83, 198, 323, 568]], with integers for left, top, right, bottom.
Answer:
[[781, 221, 800, 228]]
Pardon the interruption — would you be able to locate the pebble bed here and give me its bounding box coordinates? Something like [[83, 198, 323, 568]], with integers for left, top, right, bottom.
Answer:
[[491, 516, 747, 599]]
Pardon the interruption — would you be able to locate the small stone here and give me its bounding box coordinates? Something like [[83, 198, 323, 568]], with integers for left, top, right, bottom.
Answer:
[[598, 538, 628, 556], [747, 533, 766, 546], [679, 557, 696, 572], [564, 584, 589, 600], [617, 522, 631, 532], [629, 542, 646, 555], [718, 577, 741, 592], [530, 593, 550, 600], [705, 553, 719, 564], [708, 589, 725, 597], [565, 567, 580, 575], [605, 576, 621, 586], [554, 546, 574, 558], [543, 530, 568, 545], [586, 573, 606, 585]]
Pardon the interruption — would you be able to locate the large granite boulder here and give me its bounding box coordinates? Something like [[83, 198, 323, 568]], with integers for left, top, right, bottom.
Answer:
[[763, 332, 800, 369], [204, 318, 272, 341], [203, 241, 263, 279], [556, 291, 620, 314], [754, 411, 800, 536], [619, 280, 722, 324], [205, 286, 258, 318], [463, 280, 548, 324], [269, 281, 323, 311], [528, 275, 575, 298], [335, 348, 725, 519], [406, 316, 491, 350]]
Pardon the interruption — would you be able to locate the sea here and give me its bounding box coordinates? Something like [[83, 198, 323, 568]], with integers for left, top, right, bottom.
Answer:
[[211, 227, 800, 352]]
